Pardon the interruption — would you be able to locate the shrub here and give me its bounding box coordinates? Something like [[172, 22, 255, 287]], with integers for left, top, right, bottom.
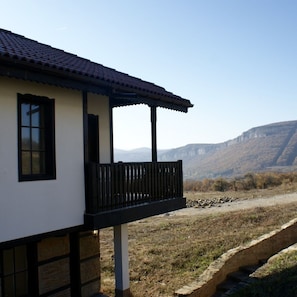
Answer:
[[212, 178, 230, 192], [184, 171, 297, 193]]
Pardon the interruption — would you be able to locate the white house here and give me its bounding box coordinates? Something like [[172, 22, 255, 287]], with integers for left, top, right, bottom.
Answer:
[[0, 29, 193, 297]]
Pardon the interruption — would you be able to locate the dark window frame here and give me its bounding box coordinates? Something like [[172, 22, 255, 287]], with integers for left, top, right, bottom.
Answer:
[[17, 94, 56, 181]]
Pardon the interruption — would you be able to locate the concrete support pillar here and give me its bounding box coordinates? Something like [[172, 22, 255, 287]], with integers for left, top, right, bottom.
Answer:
[[114, 224, 131, 297]]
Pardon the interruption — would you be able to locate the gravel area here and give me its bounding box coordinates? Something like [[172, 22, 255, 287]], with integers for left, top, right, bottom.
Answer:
[[171, 192, 297, 216]]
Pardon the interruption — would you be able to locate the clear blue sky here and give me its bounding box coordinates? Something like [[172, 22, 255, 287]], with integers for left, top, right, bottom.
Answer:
[[1, 0, 297, 149]]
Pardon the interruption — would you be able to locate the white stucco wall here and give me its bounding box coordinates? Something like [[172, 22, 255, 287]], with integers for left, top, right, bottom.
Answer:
[[88, 93, 111, 163], [0, 77, 86, 243]]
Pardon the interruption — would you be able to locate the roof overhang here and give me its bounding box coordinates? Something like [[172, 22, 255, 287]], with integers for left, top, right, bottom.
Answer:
[[0, 57, 193, 112], [0, 28, 193, 113], [110, 92, 191, 112]]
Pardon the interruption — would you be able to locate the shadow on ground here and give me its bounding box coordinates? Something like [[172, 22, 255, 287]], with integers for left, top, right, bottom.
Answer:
[[229, 263, 297, 297]]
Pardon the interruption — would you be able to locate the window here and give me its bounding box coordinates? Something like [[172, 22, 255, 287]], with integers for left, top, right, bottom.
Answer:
[[0, 246, 28, 297], [18, 94, 56, 181]]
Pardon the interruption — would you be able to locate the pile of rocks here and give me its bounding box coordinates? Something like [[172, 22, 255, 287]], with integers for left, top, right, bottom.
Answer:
[[186, 196, 237, 209]]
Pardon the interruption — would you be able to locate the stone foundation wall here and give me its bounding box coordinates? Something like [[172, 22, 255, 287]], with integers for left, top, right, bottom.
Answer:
[[175, 218, 297, 297]]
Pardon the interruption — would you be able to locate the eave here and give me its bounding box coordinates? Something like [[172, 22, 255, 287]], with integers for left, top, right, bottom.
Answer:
[[0, 56, 193, 112]]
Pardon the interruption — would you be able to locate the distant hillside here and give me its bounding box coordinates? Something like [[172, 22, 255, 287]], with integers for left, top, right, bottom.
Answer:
[[115, 120, 297, 180], [115, 148, 152, 162], [115, 148, 169, 162]]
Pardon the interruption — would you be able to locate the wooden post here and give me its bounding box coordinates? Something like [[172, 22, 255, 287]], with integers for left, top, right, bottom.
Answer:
[[70, 232, 81, 296], [151, 106, 157, 162], [83, 91, 88, 164], [110, 105, 114, 163], [114, 224, 131, 297]]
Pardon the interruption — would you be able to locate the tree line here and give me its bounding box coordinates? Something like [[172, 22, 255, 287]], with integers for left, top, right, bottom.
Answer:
[[184, 172, 297, 192]]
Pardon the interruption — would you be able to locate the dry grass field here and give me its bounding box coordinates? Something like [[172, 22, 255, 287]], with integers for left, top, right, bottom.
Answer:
[[99, 185, 297, 297]]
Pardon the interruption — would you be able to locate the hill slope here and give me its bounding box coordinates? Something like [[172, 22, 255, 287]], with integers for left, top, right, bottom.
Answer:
[[115, 120, 297, 180], [159, 120, 297, 179]]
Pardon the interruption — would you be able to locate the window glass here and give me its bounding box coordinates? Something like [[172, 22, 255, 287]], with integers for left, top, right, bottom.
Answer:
[[21, 128, 30, 150], [3, 276, 13, 296], [31, 128, 44, 150], [31, 104, 41, 127], [16, 272, 28, 295], [3, 250, 13, 275], [21, 152, 31, 175], [32, 152, 45, 174], [21, 103, 30, 126], [15, 246, 27, 272]]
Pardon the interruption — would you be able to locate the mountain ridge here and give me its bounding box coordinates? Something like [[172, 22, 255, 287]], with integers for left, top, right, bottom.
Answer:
[[115, 120, 297, 180]]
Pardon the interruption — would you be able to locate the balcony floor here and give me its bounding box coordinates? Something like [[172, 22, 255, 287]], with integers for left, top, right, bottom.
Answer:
[[84, 197, 186, 229]]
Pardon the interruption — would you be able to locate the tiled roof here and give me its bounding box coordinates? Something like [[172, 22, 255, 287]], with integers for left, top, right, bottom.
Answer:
[[0, 29, 193, 111]]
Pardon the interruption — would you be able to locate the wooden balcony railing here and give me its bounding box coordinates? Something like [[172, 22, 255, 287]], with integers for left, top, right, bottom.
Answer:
[[85, 161, 183, 214]]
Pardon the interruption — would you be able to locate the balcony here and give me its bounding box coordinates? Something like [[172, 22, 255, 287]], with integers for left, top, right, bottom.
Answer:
[[84, 161, 186, 229]]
